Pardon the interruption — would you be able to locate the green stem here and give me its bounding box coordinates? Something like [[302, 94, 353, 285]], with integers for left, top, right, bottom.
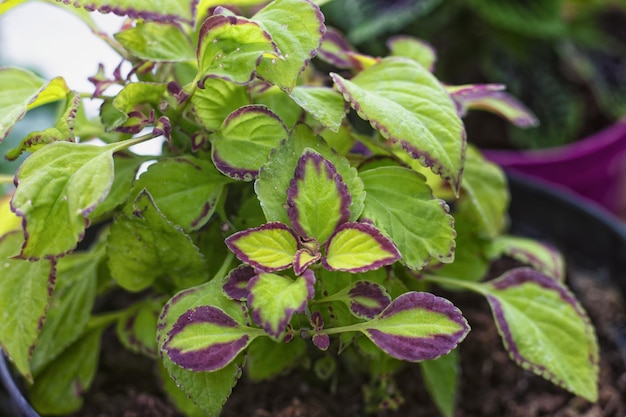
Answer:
[[110, 132, 161, 153], [87, 310, 127, 330], [421, 273, 487, 295], [213, 252, 235, 282], [321, 321, 368, 336]]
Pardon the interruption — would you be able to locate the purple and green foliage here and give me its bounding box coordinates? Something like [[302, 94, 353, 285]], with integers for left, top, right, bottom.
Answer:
[[0, 0, 600, 416]]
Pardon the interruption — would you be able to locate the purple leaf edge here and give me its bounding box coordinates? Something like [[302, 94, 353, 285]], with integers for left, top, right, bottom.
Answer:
[[224, 222, 297, 272], [485, 267, 598, 381], [331, 71, 466, 195], [348, 280, 391, 319], [286, 151, 351, 242], [163, 305, 250, 372], [365, 292, 469, 362]]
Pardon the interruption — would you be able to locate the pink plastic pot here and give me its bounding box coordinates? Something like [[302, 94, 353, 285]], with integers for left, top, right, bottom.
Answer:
[[483, 121, 626, 218]]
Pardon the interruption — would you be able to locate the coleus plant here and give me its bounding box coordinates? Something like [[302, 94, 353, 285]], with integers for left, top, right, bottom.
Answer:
[[0, 0, 598, 416]]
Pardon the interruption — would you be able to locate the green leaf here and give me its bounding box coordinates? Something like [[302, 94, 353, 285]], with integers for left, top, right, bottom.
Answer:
[[162, 355, 243, 417], [387, 35, 437, 72], [433, 211, 490, 282], [482, 268, 599, 401], [246, 337, 307, 381], [159, 363, 205, 417], [107, 191, 208, 292], [88, 153, 147, 221], [0, 68, 69, 141], [115, 21, 195, 62], [117, 298, 163, 358], [248, 271, 314, 338], [196, 12, 279, 86], [256, 124, 365, 225], [158, 279, 246, 416], [225, 222, 298, 272], [287, 150, 350, 243], [106, 82, 167, 130], [192, 78, 250, 131], [323, 222, 400, 273], [289, 86, 347, 132], [54, 0, 197, 24], [331, 57, 465, 192], [419, 351, 459, 417], [458, 146, 508, 238], [360, 166, 455, 270], [12, 141, 121, 259], [357, 292, 469, 362], [446, 84, 538, 128], [29, 325, 104, 415], [254, 0, 325, 92], [489, 235, 565, 281], [30, 251, 99, 375], [212, 105, 288, 181], [6, 91, 81, 161], [134, 156, 229, 231], [0, 232, 55, 381]]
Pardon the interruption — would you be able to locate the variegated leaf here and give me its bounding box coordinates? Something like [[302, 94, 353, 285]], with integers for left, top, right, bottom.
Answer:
[[158, 278, 246, 416], [192, 78, 250, 131], [254, 0, 325, 92], [12, 141, 121, 259], [489, 235, 565, 281], [248, 270, 315, 339], [346, 281, 391, 319], [287, 150, 351, 244], [212, 105, 288, 181], [316, 26, 356, 69], [196, 12, 279, 86], [222, 265, 256, 301], [323, 222, 400, 272], [225, 222, 298, 272], [256, 124, 365, 225], [362, 292, 469, 362], [53, 0, 196, 23], [293, 248, 321, 276], [331, 57, 465, 193], [447, 84, 538, 128], [6, 91, 80, 161], [482, 268, 598, 401], [0, 231, 56, 381], [163, 305, 257, 372]]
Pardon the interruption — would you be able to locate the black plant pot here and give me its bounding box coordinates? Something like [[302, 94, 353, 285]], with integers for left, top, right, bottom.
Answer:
[[2, 173, 626, 416]]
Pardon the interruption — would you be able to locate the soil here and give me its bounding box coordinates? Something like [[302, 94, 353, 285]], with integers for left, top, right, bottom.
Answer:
[[63, 260, 626, 417]]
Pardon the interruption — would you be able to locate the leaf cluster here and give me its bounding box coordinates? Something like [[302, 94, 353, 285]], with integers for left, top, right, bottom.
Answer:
[[0, 1, 599, 416]]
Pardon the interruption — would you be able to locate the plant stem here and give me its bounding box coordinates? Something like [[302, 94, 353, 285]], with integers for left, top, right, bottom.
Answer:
[[421, 273, 487, 295], [213, 252, 235, 282], [110, 131, 162, 153]]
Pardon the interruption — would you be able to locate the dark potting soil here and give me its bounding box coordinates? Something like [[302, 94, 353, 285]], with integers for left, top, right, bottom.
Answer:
[[68, 264, 626, 417]]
